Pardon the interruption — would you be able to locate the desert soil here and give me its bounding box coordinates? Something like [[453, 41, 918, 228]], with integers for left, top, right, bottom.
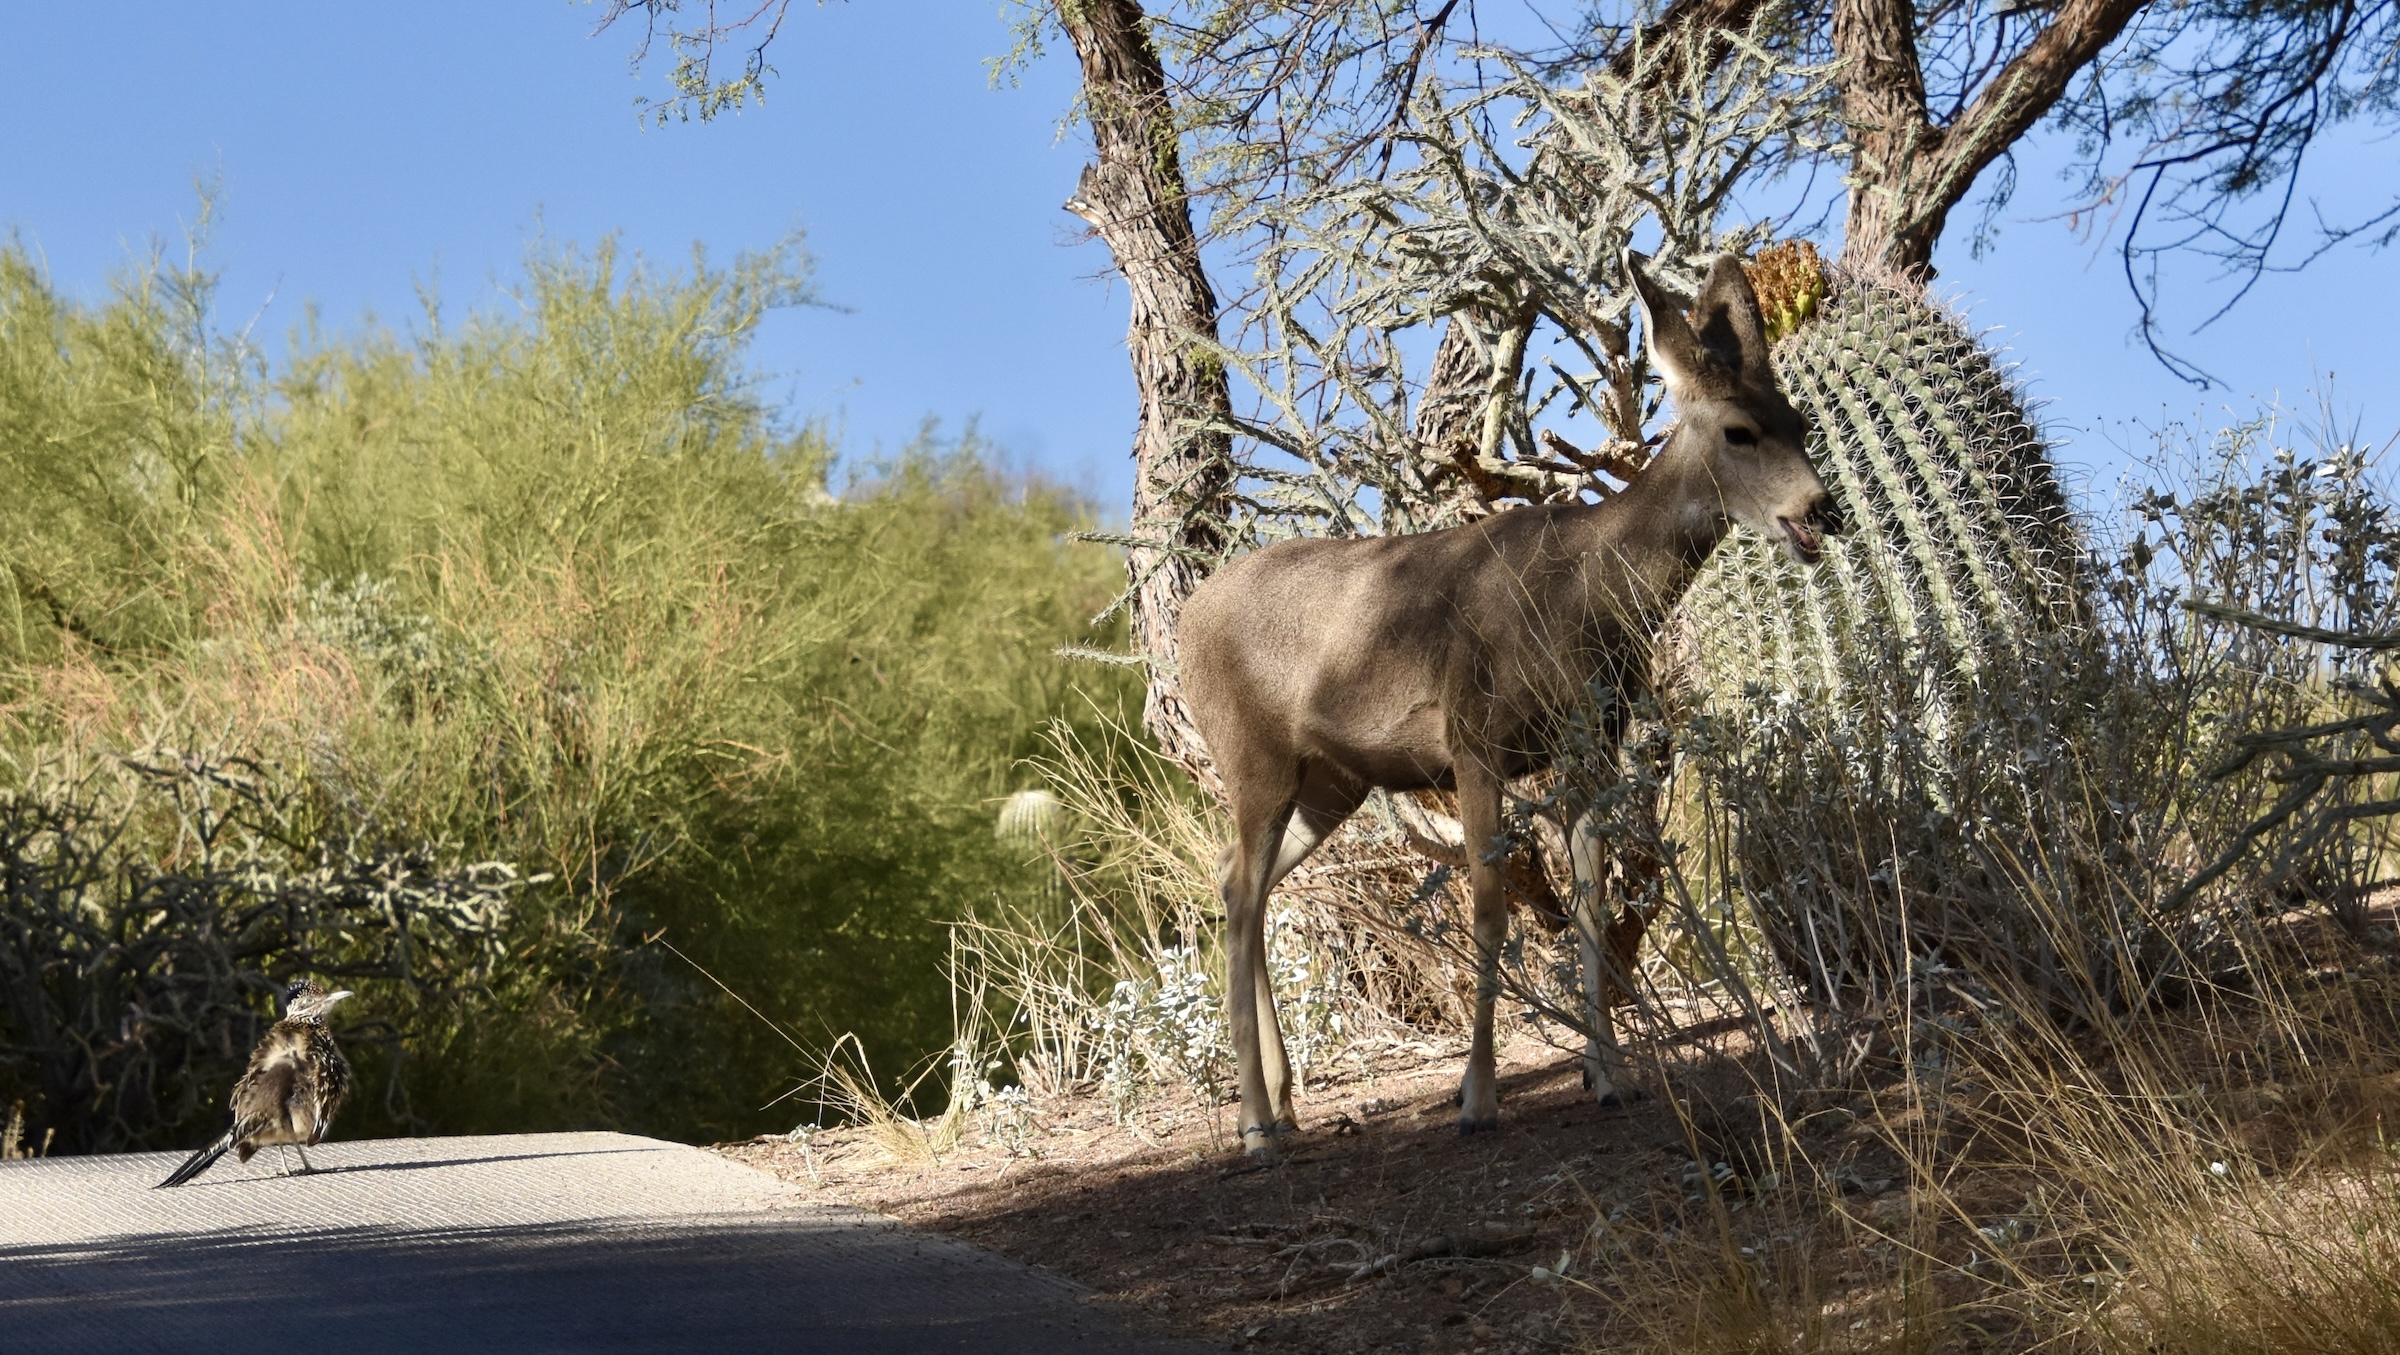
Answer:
[[717, 1032, 1913, 1354]]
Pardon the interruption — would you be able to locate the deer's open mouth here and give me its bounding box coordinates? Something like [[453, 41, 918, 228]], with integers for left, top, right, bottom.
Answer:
[[1778, 515, 1825, 565]]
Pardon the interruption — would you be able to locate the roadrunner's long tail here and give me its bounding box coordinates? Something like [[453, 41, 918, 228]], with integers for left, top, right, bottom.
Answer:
[[157, 1126, 237, 1189]]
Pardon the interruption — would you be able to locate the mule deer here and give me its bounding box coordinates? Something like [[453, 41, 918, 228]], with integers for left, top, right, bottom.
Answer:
[[1179, 251, 1837, 1155]]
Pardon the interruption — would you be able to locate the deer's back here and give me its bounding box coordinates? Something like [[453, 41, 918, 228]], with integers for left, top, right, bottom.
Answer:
[[1181, 506, 1647, 788]]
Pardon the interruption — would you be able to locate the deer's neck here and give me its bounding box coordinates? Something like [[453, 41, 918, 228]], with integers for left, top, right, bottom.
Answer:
[[1576, 435, 1729, 625]]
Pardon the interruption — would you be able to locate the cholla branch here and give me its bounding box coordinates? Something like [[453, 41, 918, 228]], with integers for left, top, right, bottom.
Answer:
[[2171, 599, 2400, 910], [1197, 9, 1839, 548]]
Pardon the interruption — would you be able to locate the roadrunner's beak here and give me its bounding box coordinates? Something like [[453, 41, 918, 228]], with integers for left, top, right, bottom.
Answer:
[[327, 991, 354, 1007]]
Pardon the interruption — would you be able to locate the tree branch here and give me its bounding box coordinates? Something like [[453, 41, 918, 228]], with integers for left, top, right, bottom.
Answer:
[[1840, 0, 2149, 273], [1914, 0, 2150, 249]]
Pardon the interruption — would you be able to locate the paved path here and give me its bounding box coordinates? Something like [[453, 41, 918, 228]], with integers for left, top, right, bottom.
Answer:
[[0, 1131, 1219, 1353]]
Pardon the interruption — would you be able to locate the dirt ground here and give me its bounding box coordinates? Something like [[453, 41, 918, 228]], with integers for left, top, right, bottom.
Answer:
[[717, 1032, 1916, 1354]]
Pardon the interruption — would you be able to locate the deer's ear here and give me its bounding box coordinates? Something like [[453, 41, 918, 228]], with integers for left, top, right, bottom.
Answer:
[[1625, 250, 1714, 398], [1690, 254, 1771, 380]]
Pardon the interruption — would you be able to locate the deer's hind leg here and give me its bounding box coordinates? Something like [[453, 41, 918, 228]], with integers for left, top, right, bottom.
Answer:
[[1249, 767, 1367, 1132], [1220, 790, 1294, 1158], [1568, 809, 1632, 1105], [1220, 761, 1366, 1156], [1567, 740, 1665, 1108], [1455, 754, 1509, 1134]]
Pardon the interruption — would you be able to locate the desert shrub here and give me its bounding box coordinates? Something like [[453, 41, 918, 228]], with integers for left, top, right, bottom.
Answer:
[[0, 233, 1136, 1148], [0, 750, 544, 1154]]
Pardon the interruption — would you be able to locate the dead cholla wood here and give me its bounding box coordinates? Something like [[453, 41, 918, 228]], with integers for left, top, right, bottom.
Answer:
[[1206, 17, 1840, 549], [1058, 0, 1237, 793], [2174, 599, 2400, 919], [1179, 253, 1838, 1155], [0, 753, 533, 1155], [1410, 0, 1774, 524]]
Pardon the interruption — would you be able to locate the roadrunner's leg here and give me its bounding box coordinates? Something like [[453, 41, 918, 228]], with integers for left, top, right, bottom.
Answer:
[[294, 1144, 316, 1175]]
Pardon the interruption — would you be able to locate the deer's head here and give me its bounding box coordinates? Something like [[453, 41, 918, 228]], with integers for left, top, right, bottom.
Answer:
[[1626, 251, 1839, 566]]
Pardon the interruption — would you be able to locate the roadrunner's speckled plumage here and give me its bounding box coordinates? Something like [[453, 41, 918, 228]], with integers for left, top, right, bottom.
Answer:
[[157, 979, 354, 1188]]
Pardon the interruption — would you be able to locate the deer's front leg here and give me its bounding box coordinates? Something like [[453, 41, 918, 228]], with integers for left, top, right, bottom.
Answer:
[[1253, 950, 1295, 1132], [1455, 758, 1508, 1134]]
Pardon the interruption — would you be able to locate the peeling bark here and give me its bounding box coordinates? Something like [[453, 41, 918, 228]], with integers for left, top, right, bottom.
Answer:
[[1058, 0, 1236, 793]]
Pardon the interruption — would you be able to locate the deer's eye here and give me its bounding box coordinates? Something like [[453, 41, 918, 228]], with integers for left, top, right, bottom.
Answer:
[[1724, 426, 1758, 446]]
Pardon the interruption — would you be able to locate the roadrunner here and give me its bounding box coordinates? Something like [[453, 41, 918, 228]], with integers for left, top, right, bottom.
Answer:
[[157, 979, 354, 1188]]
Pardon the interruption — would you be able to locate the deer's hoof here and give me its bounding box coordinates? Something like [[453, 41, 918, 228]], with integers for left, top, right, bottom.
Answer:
[[1457, 1114, 1500, 1136], [1598, 1088, 1647, 1109]]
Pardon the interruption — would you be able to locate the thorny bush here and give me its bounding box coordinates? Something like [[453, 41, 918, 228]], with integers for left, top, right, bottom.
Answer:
[[0, 751, 539, 1155]]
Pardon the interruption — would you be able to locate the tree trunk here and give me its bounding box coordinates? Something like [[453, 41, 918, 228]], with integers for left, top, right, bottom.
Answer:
[[1835, 0, 2150, 276], [1058, 0, 1236, 794], [1834, 0, 1940, 275]]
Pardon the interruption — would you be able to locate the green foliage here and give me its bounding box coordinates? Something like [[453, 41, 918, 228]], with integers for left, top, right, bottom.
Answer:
[[0, 234, 1136, 1149], [0, 246, 234, 663]]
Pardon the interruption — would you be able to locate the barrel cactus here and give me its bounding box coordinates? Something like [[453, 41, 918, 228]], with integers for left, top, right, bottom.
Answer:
[[1674, 249, 2094, 996]]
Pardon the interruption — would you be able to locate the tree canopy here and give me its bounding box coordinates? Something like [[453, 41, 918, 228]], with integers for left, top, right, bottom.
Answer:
[[594, 0, 2398, 356], [586, 0, 2396, 768]]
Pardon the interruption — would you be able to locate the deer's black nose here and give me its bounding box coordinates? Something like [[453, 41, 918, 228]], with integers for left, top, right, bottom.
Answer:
[[1810, 492, 1847, 536]]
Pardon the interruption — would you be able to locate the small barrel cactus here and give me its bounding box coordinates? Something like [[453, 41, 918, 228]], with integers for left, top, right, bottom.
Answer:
[[1674, 261, 2093, 995]]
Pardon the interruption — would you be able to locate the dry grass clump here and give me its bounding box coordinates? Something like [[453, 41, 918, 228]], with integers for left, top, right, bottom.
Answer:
[[953, 722, 1479, 1129]]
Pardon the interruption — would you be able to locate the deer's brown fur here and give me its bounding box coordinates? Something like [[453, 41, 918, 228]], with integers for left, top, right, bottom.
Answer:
[[1179, 252, 1836, 1154]]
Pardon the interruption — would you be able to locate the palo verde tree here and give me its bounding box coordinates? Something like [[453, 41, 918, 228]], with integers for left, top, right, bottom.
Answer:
[[589, 0, 2399, 770]]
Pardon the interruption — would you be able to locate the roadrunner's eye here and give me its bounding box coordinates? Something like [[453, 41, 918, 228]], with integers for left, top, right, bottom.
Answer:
[[1724, 426, 1758, 446]]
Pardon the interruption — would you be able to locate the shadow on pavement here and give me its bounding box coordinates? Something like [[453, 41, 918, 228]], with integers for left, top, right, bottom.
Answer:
[[3, 1202, 1221, 1353]]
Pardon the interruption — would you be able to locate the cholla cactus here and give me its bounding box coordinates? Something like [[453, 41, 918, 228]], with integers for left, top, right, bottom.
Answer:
[[1204, 12, 1841, 545]]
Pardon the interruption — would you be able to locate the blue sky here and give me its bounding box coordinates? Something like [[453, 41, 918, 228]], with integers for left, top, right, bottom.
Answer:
[[1, 3, 2392, 519]]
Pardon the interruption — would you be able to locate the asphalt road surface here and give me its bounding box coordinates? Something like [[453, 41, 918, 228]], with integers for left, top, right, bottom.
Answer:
[[0, 1131, 1220, 1353]]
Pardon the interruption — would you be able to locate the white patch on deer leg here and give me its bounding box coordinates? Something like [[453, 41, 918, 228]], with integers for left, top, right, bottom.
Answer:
[[1568, 810, 1621, 1104]]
